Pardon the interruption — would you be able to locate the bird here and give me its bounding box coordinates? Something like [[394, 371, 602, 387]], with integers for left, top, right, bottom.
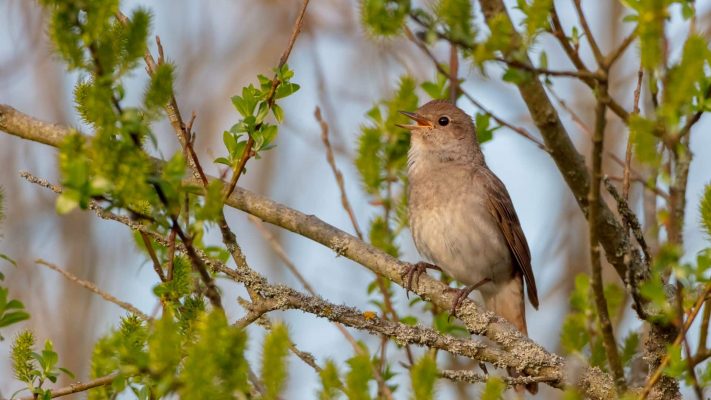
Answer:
[[397, 99, 539, 393]]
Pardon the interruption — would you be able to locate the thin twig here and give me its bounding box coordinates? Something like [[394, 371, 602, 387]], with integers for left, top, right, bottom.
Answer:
[[439, 369, 556, 386], [572, 0, 605, 67], [139, 231, 166, 282], [18, 373, 118, 400], [605, 28, 638, 68], [624, 66, 644, 200], [549, 5, 588, 71], [495, 57, 600, 80], [36, 259, 149, 321], [589, 93, 627, 392], [449, 44, 459, 103], [315, 107, 364, 239], [639, 281, 711, 399], [675, 284, 704, 399], [604, 177, 651, 264], [224, 0, 311, 198]]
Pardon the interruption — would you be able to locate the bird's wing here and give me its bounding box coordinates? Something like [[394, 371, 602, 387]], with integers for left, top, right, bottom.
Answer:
[[484, 173, 539, 309]]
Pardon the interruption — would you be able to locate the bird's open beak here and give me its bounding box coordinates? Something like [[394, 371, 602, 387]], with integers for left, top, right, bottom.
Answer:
[[396, 111, 433, 130]]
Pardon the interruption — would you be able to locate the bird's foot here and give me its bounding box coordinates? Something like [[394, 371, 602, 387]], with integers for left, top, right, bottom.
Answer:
[[400, 262, 441, 298], [444, 278, 491, 320]]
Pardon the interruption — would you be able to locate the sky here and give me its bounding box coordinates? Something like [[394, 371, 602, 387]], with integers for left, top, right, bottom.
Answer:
[[1, 0, 710, 398]]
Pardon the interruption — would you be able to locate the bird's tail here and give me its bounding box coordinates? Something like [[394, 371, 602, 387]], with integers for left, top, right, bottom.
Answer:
[[484, 274, 538, 395]]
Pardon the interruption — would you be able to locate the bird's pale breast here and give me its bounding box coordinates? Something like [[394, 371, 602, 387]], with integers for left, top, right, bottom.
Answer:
[[408, 168, 513, 293]]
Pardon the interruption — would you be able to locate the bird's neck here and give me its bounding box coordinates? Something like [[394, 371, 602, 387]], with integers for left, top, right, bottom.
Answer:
[[407, 139, 485, 180]]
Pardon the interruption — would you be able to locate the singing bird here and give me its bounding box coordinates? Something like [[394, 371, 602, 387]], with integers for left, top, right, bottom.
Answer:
[[398, 100, 539, 393]]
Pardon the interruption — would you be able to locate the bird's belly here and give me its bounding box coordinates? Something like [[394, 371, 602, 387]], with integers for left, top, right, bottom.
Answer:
[[411, 206, 513, 288]]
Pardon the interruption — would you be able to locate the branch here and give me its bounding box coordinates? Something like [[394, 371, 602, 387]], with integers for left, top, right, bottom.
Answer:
[[588, 94, 626, 391], [18, 373, 118, 400], [315, 107, 364, 239], [572, 0, 605, 67], [35, 258, 149, 321], [475, 0, 644, 290], [1, 105, 620, 399]]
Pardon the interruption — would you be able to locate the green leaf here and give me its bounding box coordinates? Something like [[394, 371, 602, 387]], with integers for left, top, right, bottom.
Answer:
[[634, 0, 668, 69], [56, 191, 80, 215], [345, 349, 374, 400], [369, 216, 399, 257], [260, 323, 290, 400], [275, 82, 300, 99], [318, 360, 343, 400], [361, 0, 410, 37], [410, 353, 437, 400], [0, 311, 30, 328], [620, 332, 640, 366], [195, 180, 225, 222], [1, 253, 17, 267], [223, 130, 238, 156], [144, 63, 174, 112], [630, 115, 660, 167], [272, 103, 285, 123], [255, 101, 270, 124], [436, 0, 475, 46], [481, 376, 506, 400], [699, 182, 711, 239], [11, 330, 36, 383]]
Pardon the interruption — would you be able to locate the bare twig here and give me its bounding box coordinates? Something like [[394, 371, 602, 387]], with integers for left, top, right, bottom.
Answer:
[[315, 107, 364, 239], [496, 57, 601, 80], [35, 259, 149, 321], [639, 281, 711, 399], [589, 94, 626, 392], [624, 67, 644, 200], [674, 284, 703, 399], [139, 231, 167, 282], [604, 178, 651, 265], [440, 369, 556, 387], [605, 29, 638, 68], [449, 44, 459, 103], [572, 0, 605, 67]]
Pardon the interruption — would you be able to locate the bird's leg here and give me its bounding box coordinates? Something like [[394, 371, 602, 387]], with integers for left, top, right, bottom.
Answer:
[[400, 262, 441, 298], [478, 362, 489, 376], [445, 277, 492, 319]]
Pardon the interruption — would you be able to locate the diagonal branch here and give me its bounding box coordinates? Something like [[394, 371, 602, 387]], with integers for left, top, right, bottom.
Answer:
[[35, 258, 149, 321], [2, 104, 618, 399], [475, 0, 644, 295]]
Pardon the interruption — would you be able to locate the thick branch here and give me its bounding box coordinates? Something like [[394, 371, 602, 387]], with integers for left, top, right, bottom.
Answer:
[[476, 0, 643, 291], [1, 104, 618, 399]]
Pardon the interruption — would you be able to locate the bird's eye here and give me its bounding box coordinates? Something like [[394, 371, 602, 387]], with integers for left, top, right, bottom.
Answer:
[[438, 116, 450, 126]]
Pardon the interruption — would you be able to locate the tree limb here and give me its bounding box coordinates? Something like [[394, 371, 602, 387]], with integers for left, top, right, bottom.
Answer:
[[0, 103, 619, 399]]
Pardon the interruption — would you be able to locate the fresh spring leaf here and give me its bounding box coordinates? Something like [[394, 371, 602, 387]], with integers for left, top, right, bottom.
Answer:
[[410, 353, 437, 400], [481, 376, 506, 400], [318, 360, 343, 400], [361, 0, 410, 37], [345, 348, 374, 400], [261, 323, 291, 400]]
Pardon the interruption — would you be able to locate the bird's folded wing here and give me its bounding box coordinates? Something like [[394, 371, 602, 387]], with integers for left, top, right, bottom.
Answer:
[[485, 175, 539, 309]]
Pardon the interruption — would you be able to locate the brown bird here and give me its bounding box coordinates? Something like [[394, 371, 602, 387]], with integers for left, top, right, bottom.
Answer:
[[398, 100, 539, 393]]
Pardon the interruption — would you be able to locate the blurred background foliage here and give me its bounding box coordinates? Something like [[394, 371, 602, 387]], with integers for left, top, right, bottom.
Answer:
[[1, 0, 711, 398]]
